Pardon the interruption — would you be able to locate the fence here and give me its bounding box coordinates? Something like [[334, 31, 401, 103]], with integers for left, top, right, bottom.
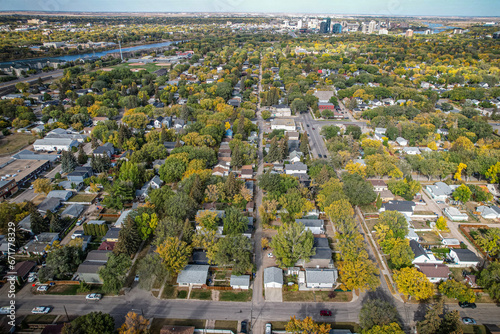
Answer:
[[458, 224, 493, 262], [201, 285, 233, 290], [44, 280, 80, 285]]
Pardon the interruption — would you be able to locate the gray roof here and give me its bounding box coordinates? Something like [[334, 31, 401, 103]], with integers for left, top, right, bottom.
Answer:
[[104, 227, 121, 240], [12, 149, 60, 162], [61, 204, 84, 218], [230, 275, 250, 287], [37, 197, 61, 212], [18, 214, 32, 231], [176, 265, 209, 285], [85, 250, 111, 263], [410, 240, 430, 260], [295, 219, 323, 228], [191, 250, 209, 265], [284, 162, 307, 172], [305, 269, 337, 284], [381, 200, 415, 213], [115, 210, 131, 228], [77, 261, 104, 274], [452, 249, 479, 262], [33, 138, 78, 146], [58, 180, 82, 190], [264, 267, 283, 285], [46, 190, 72, 200], [427, 182, 453, 197], [93, 142, 114, 154]]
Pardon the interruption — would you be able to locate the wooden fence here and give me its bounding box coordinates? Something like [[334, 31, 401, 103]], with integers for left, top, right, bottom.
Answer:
[[201, 285, 233, 290]]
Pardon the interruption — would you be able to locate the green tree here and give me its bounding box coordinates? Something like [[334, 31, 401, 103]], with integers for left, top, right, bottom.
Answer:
[[341, 172, 377, 206], [114, 217, 142, 256], [266, 137, 281, 162], [452, 184, 472, 203], [300, 132, 309, 157], [38, 244, 83, 282], [270, 222, 315, 268], [320, 125, 340, 140], [136, 253, 170, 290], [417, 300, 462, 334], [223, 207, 248, 235], [209, 234, 253, 275], [62, 311, 115, 334], [345, 125, 362, 139], [98, 253, 132, 294], [134, 211, 159, 240], [77, 145, 88, 165], [359, 299, 400, 330], [61, 150, 78, 174], [376, 210, 409, 239], [478, 261, 500, 301], [159, 158, 186, 183], [30, 208, 49, 235], [388, 239, 413, 269], [438, 279, 476, 303]]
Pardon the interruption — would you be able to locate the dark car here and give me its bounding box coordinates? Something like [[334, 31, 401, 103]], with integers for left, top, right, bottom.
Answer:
[[320, 310, 332, 316], [306, 124, 310, 127], [241, 321, 248, 334], [459, 302, 477, 309]]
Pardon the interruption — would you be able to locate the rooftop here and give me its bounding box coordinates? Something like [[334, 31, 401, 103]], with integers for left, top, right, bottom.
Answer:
[[176, 265, 209, 285], [264, 266, 283, 284]]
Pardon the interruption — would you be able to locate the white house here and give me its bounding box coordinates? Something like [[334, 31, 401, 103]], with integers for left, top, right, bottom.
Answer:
[[264, 267, 283, 288], [374, 128, 386, 141], [230, 275, 250, 290], [176, 265, 209, 287], [295, 219, 324, 234], [448, 249, 480, 267], [402, 147, 421, 155], [284, 162, 307, 175], [395, 137, 408, 146], [426, 182, 453, 201], [410, 240, 442, 264], [33, 138, 79, 151], [379, 200, 416, 217], [476, 206, 500, 219], [443, 207, 468, 221], [289, 150, 303, 163], [46, 190, 73, 201], [305, 269, 338, 289], [271, 118, 296, 131]]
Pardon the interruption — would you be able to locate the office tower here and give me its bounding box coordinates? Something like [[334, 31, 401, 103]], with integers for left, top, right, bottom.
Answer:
[[406, 29, 414, 38], [332, 23, 342, 34], [368, 20, 377, 34]]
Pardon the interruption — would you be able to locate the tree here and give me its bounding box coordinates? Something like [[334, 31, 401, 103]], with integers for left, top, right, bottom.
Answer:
[[320, 125, 340, 140], [231, 144, 244, 168], [341, 172, 377, 206], [114, 217, 142, 256], [266, 137, 281, 162], [345, 125, 362, 139], [291, 98, 308, 114], [417, 300, 462, 334], [394, 267, 434, 300], [223, 207, 248, 235], [270, 222, 315, 268], [452, 184, 472, 203], [98, 253, 131, 294], [224, 173, 241, 199], [159, 158, 186, 183], [300, 132, 309, 157], [475, 228, 500, 257], [279, 188, 314, 223], [77, 145, 88, 165], [119, 161, 143, 189], [195, 210, 220, 231], [285, 316, 331, 334], [362, 323, 405, 334], [209, 234, 253, 275], [156, 237, 192, 274], [485, 162, 500, 184], [338, 255, 380, 291], [134, 211, 158, 240], [62, 311, 115, 334], [325, 199, 355, 234], [119, 312, 150, 334], [376, 210, 408, 240], [359, 299, 400, 330], [438, 280, 475, 303], [33, 178, 52, 195], [136, 253, 170, 290], [388, 238, 413, 269], [435, 216, 448, 231], [262, 110, 271, 120], [279, 135, 289, 161], [478, 261, 500, 301], [30, 208, 49, 235], [38, 244, 82, 282], [61, 150, 78, 174]]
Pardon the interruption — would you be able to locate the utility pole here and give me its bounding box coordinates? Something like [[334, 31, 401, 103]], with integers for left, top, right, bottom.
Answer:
[[118, 39, 123, 62]]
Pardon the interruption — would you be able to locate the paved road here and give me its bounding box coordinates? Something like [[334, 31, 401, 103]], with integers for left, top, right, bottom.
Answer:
[[299, 111, 329, 159], [0, 69, 64, 90]]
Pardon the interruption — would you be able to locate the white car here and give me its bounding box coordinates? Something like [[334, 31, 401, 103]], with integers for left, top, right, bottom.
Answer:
[[71, 232, 83, 240], [265, 323, 272, 334], [32, 306, 51, 314], [85, 293, 102, 301], [27, 276, 37, 283], [36, 285, 49, 292], [134, 275, 140, 282], [267, 253, 274, 258]]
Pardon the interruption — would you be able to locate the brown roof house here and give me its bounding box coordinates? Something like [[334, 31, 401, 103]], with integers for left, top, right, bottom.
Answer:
[[240, 165, 253, 179], [415, 263, 450, 283]]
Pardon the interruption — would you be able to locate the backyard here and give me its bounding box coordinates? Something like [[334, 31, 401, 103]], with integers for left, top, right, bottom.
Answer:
[[0, 132, 35, 155]]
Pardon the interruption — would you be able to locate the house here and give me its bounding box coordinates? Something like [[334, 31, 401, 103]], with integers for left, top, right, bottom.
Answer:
[[160, 326, 195, 334], [239, 165, 253, 179], [395, 137, 408, 146], [114, 210, 131, 228], [298, 237, 333, 268], [379, 189, 395, 202], [285, 162, 307, 175], [443, 207, 468, 221], [33, 138, 79, 152], [103, 227, 121, 242], [230, 275, 250, 290], [24, 233, 59, 255], [476, 206, 500, 219], [285, 131, 300, 141], [154, 116, 164, 129], [176, 265, 209, 287], [76, 261, 105, 284], [136, 175, 163, 199], [289, 150, 303, 163], [93, 143, 115, 157], [264, 267, 283, 288], [374, 128, 386, 140], [67, 167, 93, 183], [38, 197, 62, 213], [415, 263, 450, 283], [410, 240, 441, 264], [46, 190, 73, 201], [212, 166, 230, 177], [305, 269, 338, 289], [402, 147, 421, 155], [98, 241, 116, 251], [6, 261, 36, 282], [61, 204, 84, 219], [426, 182, 453, 201], [314, 90, 335, 103], [152, 159, 166, 170], [58, 180, 83, 191], [448, 249, 480, 267], [92, 117, 109, 126], [271, 118, 296, 131], [379, 200, 415, 217], [164, 141, 182, 153], [45, 128, 87, 143], [295, 219, 324, 234], [370, 180, 388, 192]]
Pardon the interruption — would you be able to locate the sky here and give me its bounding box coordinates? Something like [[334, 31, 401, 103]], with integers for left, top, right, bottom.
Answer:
[[0, 0, 499, 17]]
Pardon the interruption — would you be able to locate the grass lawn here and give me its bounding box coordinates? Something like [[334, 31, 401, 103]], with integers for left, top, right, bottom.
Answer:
[[462, 325, 487, 334], [282, 290, 315, 302], [68, 194, 97, 203], [0, 132, 35, 155], [219, 290, 252, 302], [161, 285, 178, 299], [214, 320, 238, 333], [46, 285, 79, 295], [190, 289, 212, 300], [21, 314, 57, 324], [112, 63, 163, 73], [150, 318, 206, 334], [177, 290, 188, 299], [314, 291, 352, 302]]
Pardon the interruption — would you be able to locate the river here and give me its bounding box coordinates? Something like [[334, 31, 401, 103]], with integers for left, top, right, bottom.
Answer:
[[0, 40, 178, 66]]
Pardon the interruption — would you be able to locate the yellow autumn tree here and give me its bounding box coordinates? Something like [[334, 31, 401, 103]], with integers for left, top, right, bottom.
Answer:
[[155, 237, 192, 274], [345, 161, 367, 178], [454, 163, 467, 181], [285, 316, 331, 334], [118, 311, 150, 334], [394, 267, 434, 300]]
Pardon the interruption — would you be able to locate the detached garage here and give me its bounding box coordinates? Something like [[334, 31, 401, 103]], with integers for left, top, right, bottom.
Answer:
[[230, 275, 250, 290], [264, 267, 283, 288]]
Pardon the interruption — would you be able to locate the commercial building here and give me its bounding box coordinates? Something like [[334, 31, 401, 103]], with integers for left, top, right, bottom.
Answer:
[[271, 118, 296, 131], [33, 138, 79, 152], [332, 23, 342, 34], [0, 157, 51, 188]]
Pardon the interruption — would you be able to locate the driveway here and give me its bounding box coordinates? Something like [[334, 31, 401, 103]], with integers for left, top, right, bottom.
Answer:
[[264, 287, 283, 302]]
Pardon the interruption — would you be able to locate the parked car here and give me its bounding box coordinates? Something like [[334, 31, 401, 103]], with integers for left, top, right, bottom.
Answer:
[[267, 253, 274, 258], [306, 124, 309, 127], [462, 317, 476, 325], [241, 321, 248, 334], [32, 306, 51, 314], [134, 275, 140, 282], [265, 323, 272, 334], [71, 232, 83, 240], [36, 285, 49, 292], [459, 302, 477, 309], [320, 310, 332, 316], [0, 306, 12, 314], [86, 293, 102, 301]]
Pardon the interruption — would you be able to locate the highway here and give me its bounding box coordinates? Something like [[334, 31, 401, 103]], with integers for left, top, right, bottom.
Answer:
[[0, 69, 64, 90]]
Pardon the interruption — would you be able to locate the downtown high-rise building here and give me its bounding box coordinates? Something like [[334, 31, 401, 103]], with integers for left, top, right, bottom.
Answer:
[[332, 23, 342, 34]]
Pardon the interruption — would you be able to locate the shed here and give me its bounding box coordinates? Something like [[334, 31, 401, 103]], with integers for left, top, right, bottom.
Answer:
[[230, 275, 250, 290], [264, 267, 283, 288]]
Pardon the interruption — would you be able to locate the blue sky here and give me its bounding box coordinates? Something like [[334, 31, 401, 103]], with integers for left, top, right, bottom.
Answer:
[[1, 0, 499, 16]]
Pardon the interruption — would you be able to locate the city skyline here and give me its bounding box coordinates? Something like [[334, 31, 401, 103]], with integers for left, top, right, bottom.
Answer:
[[0, 0, 499, 17]]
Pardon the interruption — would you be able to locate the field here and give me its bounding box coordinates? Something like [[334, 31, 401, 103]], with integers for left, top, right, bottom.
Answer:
[[219, 290, 252, 302], [109, 62, 165, 73], [0, 132, 35, 155]]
